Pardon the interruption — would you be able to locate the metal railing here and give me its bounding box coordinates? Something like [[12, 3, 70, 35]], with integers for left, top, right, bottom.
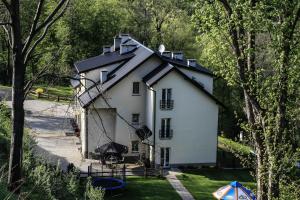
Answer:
[[160, 100, 174, 110], [159, 129, 173, 139]]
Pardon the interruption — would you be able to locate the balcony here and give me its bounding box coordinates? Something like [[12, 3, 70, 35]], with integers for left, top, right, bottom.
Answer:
[[159, 129, 173, 139], [160, 100, 174, 110]]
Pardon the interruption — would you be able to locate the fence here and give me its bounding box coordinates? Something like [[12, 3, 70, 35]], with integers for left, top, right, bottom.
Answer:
[[80, 163, 164, 179], [30, 91, 73, 102]]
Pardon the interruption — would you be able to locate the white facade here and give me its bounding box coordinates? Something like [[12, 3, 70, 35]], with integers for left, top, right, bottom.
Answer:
[[74, 34, 220, 167]]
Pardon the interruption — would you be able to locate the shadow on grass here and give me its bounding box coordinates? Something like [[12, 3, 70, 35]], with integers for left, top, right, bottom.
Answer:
[[182, 168, 254, 182], [106, 176, 181, 200]]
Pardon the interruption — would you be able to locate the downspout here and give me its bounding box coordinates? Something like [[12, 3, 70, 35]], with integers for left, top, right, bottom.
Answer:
[[84, 107, 89, 158], [148, 87, 156, 167]]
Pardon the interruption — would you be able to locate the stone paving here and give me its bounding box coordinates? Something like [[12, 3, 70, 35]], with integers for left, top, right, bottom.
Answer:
[[166, 169, 195, 200]]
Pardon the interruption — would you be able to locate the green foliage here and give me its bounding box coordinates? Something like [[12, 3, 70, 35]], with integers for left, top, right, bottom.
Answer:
[[85, 177, 105, 200], [0, 102, 10, 160]]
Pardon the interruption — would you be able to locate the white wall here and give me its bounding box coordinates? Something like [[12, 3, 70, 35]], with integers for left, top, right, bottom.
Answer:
[[153, 71, 218, 165], [88, 56, 162, 156], [179, 68, 214, 93], [88, 108, 116, 152]]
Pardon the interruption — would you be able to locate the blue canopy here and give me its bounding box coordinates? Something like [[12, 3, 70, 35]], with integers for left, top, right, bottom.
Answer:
[[213, 181, 256, 200]]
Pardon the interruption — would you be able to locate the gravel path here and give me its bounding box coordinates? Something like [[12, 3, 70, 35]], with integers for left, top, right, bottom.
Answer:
[[5, 99, 90, 172]]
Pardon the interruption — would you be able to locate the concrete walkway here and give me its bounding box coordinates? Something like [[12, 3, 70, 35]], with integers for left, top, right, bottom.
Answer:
[[166, 169, 195, 200]]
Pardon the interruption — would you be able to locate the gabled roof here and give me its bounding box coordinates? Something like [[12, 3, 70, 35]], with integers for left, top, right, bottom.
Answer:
[[155, 52, 214, 76], [74, 51, 135, 73], [143, 63, 224, 107]]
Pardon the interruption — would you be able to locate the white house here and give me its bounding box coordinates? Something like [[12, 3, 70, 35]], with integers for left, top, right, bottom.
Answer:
[[72, 34, 222, 167]]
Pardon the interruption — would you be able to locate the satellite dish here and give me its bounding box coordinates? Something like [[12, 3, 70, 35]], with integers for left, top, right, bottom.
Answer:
[[158, 44, 165, 54]]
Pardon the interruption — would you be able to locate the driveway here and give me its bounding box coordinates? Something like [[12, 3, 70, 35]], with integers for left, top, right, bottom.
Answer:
[[5, 99, 91, 172]]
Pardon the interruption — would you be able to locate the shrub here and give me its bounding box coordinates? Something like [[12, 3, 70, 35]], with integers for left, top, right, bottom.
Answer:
[[35, 88, 44, 98], [85, 177, 105, 200]]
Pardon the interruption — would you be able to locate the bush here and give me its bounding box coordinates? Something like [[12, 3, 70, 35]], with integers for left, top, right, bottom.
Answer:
[[85, 177, 105, 200], [35, 88, 44, 98]]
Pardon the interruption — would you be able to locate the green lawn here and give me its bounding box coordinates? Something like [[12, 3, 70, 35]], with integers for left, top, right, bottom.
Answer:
[[177, 169, 255, 200], [32, 85, 73, 97], [106, 176, 181, 200]]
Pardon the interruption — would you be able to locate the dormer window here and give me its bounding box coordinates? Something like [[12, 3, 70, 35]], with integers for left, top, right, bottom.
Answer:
[[132, 82, 140, 95]]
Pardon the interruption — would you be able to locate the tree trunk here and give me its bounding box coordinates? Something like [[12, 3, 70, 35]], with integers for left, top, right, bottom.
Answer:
[[268, 158, 280, 199], [8, 0, 26, 193]]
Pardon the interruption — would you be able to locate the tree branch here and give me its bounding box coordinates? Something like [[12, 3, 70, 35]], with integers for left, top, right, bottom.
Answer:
[[22, 0, 45, 54], [22, 0, 68, 57], [218, 0, 265, 115], [0, 22, 10, 25], [1, 0, 11, 12], [23, 0, 70, 65]]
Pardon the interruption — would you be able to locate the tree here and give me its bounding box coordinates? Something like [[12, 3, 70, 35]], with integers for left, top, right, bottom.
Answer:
[[193, 0, 300, 199], [0, 0, 69, 193]]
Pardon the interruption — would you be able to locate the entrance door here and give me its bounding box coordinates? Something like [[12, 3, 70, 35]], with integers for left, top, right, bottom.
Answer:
[[160, 147, 170, 168]]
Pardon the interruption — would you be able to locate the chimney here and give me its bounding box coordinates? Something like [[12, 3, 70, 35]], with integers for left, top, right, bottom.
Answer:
[[187, 59, 197, 67], [172, 52, 184, 60], [120, 44, 137, 54], [100, 70, 108, 83], [114, 36, 121, 51], [102, 46, 111, 54], [120, 33, 130, 43], [161, 51, 172, 58]]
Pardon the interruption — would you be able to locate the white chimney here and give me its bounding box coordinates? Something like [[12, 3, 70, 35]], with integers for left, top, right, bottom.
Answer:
[[120, 44, 136, 54], [161, 51, 172, 58], [172, 52, 183, 60], [102, 46, 111, 54], [100, 71, 108, 83], [187, 59, 197, 67], [114, 36, 122, 51]]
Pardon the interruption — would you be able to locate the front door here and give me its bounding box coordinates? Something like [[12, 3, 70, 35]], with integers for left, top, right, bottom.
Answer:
[[160, 147, 170, 168]]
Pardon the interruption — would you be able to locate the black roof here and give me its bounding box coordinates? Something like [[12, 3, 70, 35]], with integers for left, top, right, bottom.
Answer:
[[142, 63, 168, 82], [74, 51, 135, 73], [155, 52, 213, 76]]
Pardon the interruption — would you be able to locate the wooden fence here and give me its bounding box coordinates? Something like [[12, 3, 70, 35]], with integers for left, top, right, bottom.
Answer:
[[30, 91, 73, 102]]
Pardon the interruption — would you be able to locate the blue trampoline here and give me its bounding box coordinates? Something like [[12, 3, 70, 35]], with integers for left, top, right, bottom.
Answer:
[[92, 177, 126, 191]]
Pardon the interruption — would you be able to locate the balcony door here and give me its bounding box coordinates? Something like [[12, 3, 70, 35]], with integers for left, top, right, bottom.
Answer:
[[161, 118, 171, 138], [162, 88, 172, 101], [160, 147, 170, 168]]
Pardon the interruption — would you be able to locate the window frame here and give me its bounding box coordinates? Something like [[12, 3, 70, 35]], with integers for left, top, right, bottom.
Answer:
[[132, 82, 140, 95], [131, 140, 139, 153], [132, 113, 140, 125]]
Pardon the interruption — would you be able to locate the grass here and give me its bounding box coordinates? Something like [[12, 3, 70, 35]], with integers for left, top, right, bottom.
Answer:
[[0, 85, 11, 90], [106, 176, 181, 200], [177, 169, 255, 200], [218, 136, 252, 155], [32, 84, 73, 97]]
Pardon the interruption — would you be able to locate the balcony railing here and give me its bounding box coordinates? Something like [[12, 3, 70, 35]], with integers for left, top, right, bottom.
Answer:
[[160, 100, 174, 110], [159, 129, 173, 139]]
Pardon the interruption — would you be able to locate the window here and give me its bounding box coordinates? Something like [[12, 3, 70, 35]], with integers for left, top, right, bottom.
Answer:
[[162, 88, 172, 101], [160, 147, 170, 167], [132, 82, 140, 95], [160, 88, 173, 110], [160, 118, 172, 139], [132, 113, 140, 125], [131, 141, 139, 152]]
